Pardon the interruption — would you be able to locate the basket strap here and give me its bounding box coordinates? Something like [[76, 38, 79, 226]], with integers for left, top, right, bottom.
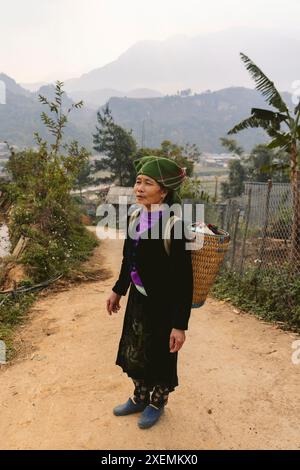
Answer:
[[128, 207, 142, 234], [129, 209, 181, 256], [164, 215, 181, 256]]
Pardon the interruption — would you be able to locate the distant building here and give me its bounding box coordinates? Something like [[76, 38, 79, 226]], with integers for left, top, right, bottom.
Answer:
[[71, 184, 111, 200], [90, 154, 106, 162], [0, 142, 18, 160], [105, 186, 136, 206], [202, 152, 240, 168], [0, 142, 10, 160], [103, 186, 138, 228], [0, 142, 11, 179]]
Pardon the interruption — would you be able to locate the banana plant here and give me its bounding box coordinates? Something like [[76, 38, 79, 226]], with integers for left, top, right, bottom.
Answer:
[[228, 53, 300, 267]]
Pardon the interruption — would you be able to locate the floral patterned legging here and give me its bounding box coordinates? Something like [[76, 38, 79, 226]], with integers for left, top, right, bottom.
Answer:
[[132, 379, 171, 408]]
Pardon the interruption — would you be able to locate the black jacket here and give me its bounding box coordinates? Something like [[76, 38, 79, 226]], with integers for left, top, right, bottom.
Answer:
[[112, 210, 194, 330]]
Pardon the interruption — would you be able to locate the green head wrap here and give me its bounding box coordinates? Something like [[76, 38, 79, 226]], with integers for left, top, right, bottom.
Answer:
[[133, 155, 186, 205]]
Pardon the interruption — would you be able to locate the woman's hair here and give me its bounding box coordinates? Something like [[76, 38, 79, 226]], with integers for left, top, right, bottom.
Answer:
[[163, 190, 174, 206], [158, 183, 182, 217], [157, 182, 173, 206]]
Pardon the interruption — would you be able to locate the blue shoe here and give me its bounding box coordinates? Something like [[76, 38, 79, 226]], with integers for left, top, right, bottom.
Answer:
[[113, 398, 148, 416], [137, 404, 165, 429]]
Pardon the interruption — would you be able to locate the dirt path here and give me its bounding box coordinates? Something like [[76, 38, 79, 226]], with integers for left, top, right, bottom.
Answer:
[[0, 226, 300, 450]]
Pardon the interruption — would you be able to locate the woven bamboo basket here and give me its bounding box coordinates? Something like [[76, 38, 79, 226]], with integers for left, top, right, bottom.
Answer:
[[189, 226, 230, 308]]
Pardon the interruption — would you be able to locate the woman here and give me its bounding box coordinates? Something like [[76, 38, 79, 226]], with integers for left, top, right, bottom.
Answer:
[[106, 155, 193, 429]]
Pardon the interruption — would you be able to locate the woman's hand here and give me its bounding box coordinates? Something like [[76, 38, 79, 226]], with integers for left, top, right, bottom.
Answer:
[[169, 328, 186, 353], [106, 291, 122, 315]]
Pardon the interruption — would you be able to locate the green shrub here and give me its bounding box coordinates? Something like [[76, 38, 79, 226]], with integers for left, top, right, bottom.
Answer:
[[0, 82, 99, 357], [0, 291, 37, 359], [212, 265, 300, 331]]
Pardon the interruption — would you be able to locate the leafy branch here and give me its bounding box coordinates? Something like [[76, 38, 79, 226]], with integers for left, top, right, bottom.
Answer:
[[37, 80, 83, 155]]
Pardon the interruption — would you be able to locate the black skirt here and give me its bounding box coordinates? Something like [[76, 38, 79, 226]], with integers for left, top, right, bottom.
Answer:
[[116, 282, 179, 391]]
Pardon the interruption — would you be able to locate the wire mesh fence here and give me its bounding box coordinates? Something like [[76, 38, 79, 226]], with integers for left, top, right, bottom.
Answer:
[[183, 179, 300, 278]]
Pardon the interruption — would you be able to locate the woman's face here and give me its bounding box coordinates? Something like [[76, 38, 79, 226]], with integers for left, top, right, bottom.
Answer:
[[134, 174, 168, 209]]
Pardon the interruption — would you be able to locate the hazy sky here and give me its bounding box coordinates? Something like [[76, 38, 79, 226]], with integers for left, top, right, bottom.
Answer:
[[1, 0, 300, 83]]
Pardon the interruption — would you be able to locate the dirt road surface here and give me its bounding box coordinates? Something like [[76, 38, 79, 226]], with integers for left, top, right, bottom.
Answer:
[[0, 226, 300, 450]]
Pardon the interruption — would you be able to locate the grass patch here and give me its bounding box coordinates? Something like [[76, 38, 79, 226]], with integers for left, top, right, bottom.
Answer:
[[211, 266, 300, 332], [0, 290, 37, 360]]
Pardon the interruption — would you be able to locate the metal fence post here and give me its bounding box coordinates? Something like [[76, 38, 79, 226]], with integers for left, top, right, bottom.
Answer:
[[257, 179, 272, 271], [230, 206, 241, 270], [239, 187, 252, 274], [225, 199, 232, 232]]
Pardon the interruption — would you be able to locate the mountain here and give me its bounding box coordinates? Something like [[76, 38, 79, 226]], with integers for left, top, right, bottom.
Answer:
[[0, 75, 96, 150], [68, 87, 163, 109], [126, 89, 163, 99], [0, 73, 31, 97], [63, 28, 300, 95], [106, 87, 293, 152], [0, 74, 294, 153], [20, 81, 49, 92]]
